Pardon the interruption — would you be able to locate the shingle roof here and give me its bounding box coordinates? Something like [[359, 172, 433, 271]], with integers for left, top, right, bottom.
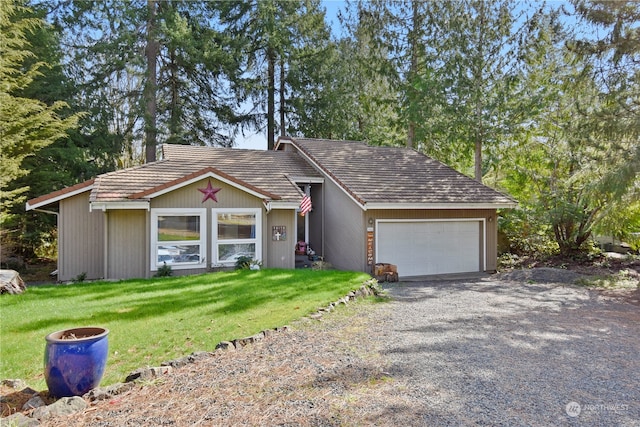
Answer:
[[88, 145, 320, 203], [27, 140, 516, 210], [287, 137, 516, 207]]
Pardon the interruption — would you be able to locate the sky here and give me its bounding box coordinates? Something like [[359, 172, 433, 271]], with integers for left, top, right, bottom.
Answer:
[[235, 0, 346, 150]]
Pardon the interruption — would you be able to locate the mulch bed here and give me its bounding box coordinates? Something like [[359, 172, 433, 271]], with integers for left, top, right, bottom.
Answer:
[[40, 302, 419, 426]]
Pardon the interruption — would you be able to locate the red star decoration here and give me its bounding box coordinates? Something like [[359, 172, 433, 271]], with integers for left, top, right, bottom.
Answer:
[[198, 180, 221, 203]]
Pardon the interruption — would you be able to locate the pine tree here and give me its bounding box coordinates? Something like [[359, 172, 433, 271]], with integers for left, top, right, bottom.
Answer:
[[0, 0, 80, 259], [0, 0, 79, 214]]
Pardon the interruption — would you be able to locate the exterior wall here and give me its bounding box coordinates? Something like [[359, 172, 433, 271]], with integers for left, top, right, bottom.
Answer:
[[308, 184, 323, 256], [323, 179, 366, 271], [106, 210, 146, 279], [59, 192, 105, 281], [148, 178, 267, 277], [367, 209, 498, 272], [151, 179, 263, 210], [266, 209, 296, 269]]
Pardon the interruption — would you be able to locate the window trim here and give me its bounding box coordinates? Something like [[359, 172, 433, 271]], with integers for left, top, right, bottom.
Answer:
[[150, 208, 207, 271], [212, 208, 262, 267]]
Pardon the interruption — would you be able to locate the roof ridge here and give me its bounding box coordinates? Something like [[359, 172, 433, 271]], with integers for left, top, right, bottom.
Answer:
[[99, 159, 170, 178], [288, 137, 366, 206]]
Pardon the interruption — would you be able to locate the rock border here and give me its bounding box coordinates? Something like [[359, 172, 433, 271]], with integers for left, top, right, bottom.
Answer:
[[1, 278, 382, 424]]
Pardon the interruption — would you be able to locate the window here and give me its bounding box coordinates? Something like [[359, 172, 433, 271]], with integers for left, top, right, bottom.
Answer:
[[151, 209, 206, 270], [213, 209, 261, 266]]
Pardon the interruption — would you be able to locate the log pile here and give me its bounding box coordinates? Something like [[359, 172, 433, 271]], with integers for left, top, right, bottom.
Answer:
[[374, 263, 398, 282]]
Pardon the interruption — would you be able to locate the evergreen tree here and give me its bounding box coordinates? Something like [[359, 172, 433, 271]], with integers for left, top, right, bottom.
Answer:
[[0, 0, 80, 259], [217, 0, 331, 150], [571, 0, 640, 200], [51, 0, 244, 163]]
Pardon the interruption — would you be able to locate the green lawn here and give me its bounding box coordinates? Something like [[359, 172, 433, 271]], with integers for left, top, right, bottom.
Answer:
[[0, 269, 371, 390]]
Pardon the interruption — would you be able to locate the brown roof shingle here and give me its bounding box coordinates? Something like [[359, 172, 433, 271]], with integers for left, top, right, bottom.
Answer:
[[289, 138, 516, 207], [89, 145, 321, 203]]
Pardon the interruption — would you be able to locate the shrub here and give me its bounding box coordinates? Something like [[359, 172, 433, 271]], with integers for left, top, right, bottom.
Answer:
[[234, 255, 253, 270], [498, 208, 558, 257], [154, 263, 173, 277]]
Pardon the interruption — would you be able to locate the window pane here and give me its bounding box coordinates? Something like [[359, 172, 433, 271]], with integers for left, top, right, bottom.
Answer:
[[218, 243, 256, 262], [158, 216, 200, 241], [157, 245, 201, 264], [217, 213, 256, 239]]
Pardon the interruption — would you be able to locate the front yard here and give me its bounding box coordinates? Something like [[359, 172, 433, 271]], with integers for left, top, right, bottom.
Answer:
[[0, 269, 371, 390]]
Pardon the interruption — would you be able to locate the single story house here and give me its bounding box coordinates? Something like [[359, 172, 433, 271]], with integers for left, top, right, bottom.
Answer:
[[26, 137, 516, 281]]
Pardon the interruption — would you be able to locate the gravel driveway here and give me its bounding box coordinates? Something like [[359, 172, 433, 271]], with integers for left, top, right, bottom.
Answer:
[[39, 273, 639, 426], [381, 276, 640, 426]]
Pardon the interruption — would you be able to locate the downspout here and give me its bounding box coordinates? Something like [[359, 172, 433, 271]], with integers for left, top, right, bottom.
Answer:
[[321, 183, 325, 259], [304, 185, 310, 245], [103, 211, 108, 280]]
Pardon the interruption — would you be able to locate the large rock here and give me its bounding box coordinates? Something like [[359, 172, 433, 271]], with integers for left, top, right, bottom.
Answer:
[[0, 270, 26, 294], [31, 396, 87, 420], [3, 412, 39, 426]]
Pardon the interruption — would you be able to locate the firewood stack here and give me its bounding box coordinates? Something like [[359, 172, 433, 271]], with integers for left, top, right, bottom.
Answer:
[[374, 263, 398, 282]]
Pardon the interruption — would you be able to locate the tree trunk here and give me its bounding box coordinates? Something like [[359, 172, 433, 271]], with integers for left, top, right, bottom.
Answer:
[[145, 0, 158, 162], [267, 47, 275, 150], [407, 0, 419, 149], [279, 56, 286, 137]]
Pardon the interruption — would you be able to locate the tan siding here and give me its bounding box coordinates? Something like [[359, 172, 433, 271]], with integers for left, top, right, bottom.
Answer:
[[151, 179, 263, 209], [308, 185, 323, 256], [368, 209, 498, 272], [151, 178, 266, 275], [323, 180, 366, 271], [266, 210, 295, 268], [59, 192, 104, 281], [107, 210, 146, 279]]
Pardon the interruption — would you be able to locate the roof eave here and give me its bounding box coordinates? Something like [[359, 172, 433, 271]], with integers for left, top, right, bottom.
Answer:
[[268, 201, 301, 209], [26, 180, 95, 211], [90, 201, 150, 211], [364, 202, 518, 211]]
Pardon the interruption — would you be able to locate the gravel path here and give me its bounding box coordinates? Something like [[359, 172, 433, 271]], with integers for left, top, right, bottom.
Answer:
[[381, 276, 640, 426], [36, 273, 640, 426]]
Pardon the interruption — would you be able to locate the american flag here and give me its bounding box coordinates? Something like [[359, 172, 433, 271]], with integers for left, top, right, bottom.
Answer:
[[299, 195, 312, 216]]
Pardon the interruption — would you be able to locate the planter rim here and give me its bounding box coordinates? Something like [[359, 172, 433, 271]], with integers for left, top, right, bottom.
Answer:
[[45, 326, 109, 344]]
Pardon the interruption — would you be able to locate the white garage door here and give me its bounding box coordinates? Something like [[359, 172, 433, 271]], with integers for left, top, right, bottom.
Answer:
[[377, 220, 482, 277]]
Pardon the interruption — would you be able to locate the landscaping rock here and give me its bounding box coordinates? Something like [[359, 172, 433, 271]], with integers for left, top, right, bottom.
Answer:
[[0, 270, 26, 294], [3, 412, 39, 426], [125, 366, 173, 383], [85, 382, 135, 402], [215, 341, 235, 351], [22, 395, 46, 411], [234, 332, 264, 348], [2, 379, 27, 389], [31, 396, 87, 420], [161, 352, 211, 368]]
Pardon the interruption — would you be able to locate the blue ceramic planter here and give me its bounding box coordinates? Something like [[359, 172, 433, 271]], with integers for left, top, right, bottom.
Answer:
[[44, 327, 109, 397]]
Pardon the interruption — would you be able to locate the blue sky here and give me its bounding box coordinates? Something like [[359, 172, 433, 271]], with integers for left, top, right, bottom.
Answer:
[[236, 0, 346, 150]]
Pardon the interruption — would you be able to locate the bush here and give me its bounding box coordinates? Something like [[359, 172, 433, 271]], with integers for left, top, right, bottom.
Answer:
[[498, 208, 558, 257], [234, 255, 253, 270], [154, 263, 173, 277]]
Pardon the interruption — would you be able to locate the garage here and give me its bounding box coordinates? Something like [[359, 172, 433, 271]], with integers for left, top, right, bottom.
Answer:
[[376, 219, 484, 277]]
